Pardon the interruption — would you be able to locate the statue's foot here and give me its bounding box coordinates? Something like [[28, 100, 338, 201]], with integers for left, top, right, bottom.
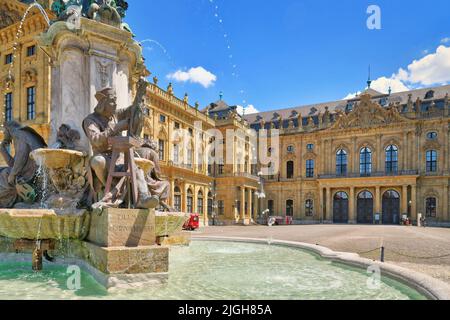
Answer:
[[137, 195, 160, 209]]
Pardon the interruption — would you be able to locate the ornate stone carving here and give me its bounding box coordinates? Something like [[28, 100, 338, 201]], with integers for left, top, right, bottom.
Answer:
[[331, 94, 407, 130], [0, 4, 21, 29], [22, 68, 38, 85], [96, 59, 112, 88]]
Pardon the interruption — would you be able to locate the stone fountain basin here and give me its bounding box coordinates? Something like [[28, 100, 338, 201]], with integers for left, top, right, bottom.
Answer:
[[155, 212, 190, 237], [0, 209, 90, 240], [30, 149, 85, 169], [0, 209, 189, 241]]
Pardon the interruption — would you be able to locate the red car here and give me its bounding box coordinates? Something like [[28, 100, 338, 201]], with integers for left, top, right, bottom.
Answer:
[[183, 214, 200, 231]]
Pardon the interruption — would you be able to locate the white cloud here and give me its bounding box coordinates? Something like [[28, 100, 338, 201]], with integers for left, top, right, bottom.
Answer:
[[441, 38, 450, 44], [398, 45, 450, 85], [167, 66, 217, 88], [236, 104, 260, 116], [344, 44, 450, 99]]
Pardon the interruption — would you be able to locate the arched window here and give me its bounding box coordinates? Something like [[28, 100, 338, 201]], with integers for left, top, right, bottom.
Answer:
[[207, 192, 214, 216], [336, 149, 348, 176], [305, 199, 314, 217], [187, 189, 194, 213], [306, 159, 315, 178], [174, 187, 182, 212], [385, 145, 398, 174], [360, 147, 372, 176], [426, 150, 438, 173], [287, 161, 294, 179], [197, 191, 204, 215], [426, 197, 437, 218], [286, 200, 294, 217]]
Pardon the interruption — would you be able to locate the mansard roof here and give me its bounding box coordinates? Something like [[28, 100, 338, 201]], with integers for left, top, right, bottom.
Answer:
[[244, 84, 450, 124]]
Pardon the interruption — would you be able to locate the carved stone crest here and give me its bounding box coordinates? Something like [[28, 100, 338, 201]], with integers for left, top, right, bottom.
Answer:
[[331, 94, 407, 130]]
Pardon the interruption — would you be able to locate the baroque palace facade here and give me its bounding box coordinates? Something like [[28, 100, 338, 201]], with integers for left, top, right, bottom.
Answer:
[[1, 0, 450, 226]]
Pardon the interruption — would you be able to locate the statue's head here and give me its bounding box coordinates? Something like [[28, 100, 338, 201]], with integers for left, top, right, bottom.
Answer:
[[94, 87, 117, 118]]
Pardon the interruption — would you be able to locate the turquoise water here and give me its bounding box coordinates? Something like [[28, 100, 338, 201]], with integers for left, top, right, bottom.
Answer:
[[0, 241, 427, 300]]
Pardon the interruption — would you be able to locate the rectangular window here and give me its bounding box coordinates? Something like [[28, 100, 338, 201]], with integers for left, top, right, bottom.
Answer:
[[27, 45, 36, 57], [306, 144, 314, 151], [4, 93, 12, 122], [173, 144, 179, 164], [218, 200, 225, 215], [159, 114, 166, 123], [174, 122, 180, 129], [426, 198, 437, 218], [158, 139, 165, 161], [426, 151, 438, 173], [26, 87, 36, 120], [5, 54, 13, 65], [306, 159, 315, 178]]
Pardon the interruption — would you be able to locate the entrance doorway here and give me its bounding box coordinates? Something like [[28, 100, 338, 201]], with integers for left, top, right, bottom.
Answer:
[[357, 191, 374, 224], [333, 192, 349, 223], [382, 190, 400, 225]]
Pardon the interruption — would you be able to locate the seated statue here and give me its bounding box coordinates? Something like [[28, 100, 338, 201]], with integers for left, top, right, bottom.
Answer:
[[136, 139, 174, 212], [0, 121, 47, 208], [82, 87, 159, 209]]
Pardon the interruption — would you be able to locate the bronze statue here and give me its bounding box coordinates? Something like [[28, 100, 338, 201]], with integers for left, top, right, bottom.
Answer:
[[0, 121, 47, 207], [82, 84, 159, 209]]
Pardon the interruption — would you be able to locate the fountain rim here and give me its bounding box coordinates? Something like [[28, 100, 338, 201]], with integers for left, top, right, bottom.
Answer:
[[192, 236, 450, 301]]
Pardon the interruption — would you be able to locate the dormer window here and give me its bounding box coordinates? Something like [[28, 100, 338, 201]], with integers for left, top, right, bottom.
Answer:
[[425, 90, 435, 100]]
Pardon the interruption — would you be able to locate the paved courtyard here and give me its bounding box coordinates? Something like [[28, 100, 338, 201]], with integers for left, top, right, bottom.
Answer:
[[195, 225, 450, 284]]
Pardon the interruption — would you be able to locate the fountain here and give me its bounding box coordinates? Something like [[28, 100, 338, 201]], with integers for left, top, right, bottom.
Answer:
[[0, 0, 190, 288]]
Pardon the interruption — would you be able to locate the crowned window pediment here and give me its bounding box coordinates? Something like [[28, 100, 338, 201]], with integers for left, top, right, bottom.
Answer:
[[331, 94, 408, 130]]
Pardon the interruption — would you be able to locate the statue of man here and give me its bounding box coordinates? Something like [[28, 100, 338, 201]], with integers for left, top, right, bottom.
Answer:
[[0, 121, 47, 208], [82, 87, 158, 209]]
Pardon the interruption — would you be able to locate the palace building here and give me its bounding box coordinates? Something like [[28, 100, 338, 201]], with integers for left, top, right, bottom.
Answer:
[[1, 0, 450, 227]]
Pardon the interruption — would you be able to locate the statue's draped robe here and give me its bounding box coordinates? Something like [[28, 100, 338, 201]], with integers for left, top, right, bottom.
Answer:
[[135, 147, 171, 202], [0, 128, 47, 208]]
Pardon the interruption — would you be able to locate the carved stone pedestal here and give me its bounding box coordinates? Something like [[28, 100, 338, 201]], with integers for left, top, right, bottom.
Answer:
[[85, 208, 168, 287]]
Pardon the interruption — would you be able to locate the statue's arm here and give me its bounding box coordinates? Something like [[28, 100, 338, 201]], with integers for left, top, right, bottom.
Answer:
[[83, 120, 114, 148], [0, 142, 14, 168]]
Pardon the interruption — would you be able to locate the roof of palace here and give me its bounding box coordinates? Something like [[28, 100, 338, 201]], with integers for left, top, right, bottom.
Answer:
[[243, 84, 450, 124]]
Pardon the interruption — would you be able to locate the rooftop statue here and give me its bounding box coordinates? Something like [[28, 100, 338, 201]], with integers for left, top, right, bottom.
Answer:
[[0, 121, 47, 208]]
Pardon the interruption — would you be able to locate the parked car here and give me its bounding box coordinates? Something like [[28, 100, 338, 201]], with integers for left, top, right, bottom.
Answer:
[[183, 214, 200, 231]]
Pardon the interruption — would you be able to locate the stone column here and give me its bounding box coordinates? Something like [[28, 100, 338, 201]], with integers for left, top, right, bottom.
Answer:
[[169, 180, 175, 207], [240, 187, 246, 224], [375, 186, 382, 217], [203, 187, 209, 226], [376, 134, 382, 173], [403, 133, 408, 171], [319, 188, 324, 222], [352, 137, 358, 174], [411, 185, 417, 222], [402, 185, 408, 215], [248, 189, 253, 222], [326, 187, 332, 222], [349, 187, 356, 223], [442, 185, 449, 222]]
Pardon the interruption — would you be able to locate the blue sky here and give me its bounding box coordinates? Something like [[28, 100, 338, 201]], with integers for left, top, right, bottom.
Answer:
[[126, 0, 450, 113]]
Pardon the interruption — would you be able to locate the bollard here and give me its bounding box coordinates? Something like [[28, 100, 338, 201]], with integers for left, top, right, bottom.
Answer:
[[380, 246, 385, 263]]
